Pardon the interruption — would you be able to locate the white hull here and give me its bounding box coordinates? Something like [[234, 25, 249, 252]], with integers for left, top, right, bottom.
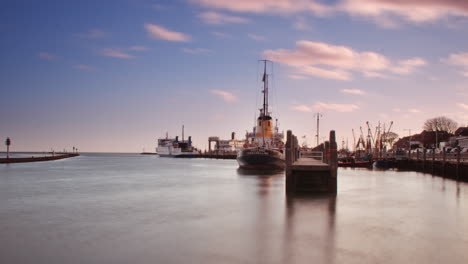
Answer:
[[157, 146, 199, 158]]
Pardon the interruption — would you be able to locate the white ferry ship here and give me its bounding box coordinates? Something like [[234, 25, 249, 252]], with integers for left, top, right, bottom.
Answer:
[[157, 126, 199, 158]]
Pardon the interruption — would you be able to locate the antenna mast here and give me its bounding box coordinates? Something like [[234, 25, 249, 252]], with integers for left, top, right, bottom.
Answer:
[[314, 113, 323, 146]]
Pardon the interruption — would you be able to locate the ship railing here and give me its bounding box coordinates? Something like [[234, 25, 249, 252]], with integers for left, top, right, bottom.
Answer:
[[300, 151, 324, 162]]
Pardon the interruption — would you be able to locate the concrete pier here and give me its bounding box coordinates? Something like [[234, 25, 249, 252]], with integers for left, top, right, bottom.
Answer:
[[285, 130, 338, 194], [0, 153, 80, 164]]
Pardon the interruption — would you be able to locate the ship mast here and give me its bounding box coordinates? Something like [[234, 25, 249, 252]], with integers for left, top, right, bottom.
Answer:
[[260, 59, 271, 146]]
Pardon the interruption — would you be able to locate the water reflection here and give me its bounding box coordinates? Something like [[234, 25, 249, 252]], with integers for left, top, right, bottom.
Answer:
[[284, 194, 337, 263]]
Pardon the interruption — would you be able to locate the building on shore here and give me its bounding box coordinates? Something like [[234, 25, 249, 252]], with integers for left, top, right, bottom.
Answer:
[[207, 132, 244, 153]]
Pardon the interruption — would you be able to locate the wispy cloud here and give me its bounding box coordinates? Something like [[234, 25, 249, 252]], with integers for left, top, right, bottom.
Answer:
[[289, 74, 308, 80], [458, 103, 468, 111], [210, 89, 237, 102], [212, 31, 232, 39], [341, 89, 366, 95], [101, 48, 135, 59], [181, 48, 212, 54], [248, 33, 266, 41], [293, 16, 311, 30], [340, 0, 468, 27], [144, 23, 191, 42], [290, 104, 313, 112], [38, 52, 58, 60], [299, 66, 351, 80], [191, 0, 468, 28], [263, 40, 426, 80], [408, 108, 422, 113], [76, 29, 109, 39], [391, 58, 427, 74], [313, 102, 359, 112], [128, 45, 150, 51], [191, 0, 333, 16], [442, 52, 468, 77], [73, 64, 95, 70], [198, 11, 249, 24]]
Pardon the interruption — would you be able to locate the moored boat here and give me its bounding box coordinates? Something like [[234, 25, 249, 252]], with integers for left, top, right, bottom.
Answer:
[[157, 126, 199, 158], [237, 60, 285, 170]]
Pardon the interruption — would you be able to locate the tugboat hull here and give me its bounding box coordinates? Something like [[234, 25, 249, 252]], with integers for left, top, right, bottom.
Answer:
[[237, 148, 285, 170]]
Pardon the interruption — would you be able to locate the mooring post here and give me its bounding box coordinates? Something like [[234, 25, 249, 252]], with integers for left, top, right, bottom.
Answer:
[[329, 130, 338, 194], [416, 149, 419, 161], [456, 148, 461, 180], [442, 148, 446, 177], [286, 130, 294, 193], [324, 141, 330, 164], [422, 148, 426, 171], [432, 148, 435, 175]]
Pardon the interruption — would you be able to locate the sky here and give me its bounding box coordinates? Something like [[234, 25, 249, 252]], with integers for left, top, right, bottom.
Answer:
[[1, 0, 468, 152]]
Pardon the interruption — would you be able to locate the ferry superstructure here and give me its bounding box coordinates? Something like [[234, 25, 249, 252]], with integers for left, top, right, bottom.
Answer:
[[157, 126, 199, 158]]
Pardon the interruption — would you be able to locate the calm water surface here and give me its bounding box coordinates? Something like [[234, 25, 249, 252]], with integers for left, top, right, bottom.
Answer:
[[1, 153, 467, 264]]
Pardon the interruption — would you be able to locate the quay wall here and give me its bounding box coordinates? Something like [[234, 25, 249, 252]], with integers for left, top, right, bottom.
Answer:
[[397, 159, 468, 182]]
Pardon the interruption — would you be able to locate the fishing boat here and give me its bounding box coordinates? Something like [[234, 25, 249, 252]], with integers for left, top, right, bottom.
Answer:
[[157, 126, 199, 158], [237, 60, 285, 170]]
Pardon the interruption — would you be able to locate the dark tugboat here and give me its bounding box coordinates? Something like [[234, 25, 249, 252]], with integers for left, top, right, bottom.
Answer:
[[237, 60, 285, 170]]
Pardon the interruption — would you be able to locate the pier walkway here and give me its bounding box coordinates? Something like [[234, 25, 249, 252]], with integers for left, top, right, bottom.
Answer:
[[285, 130, 338, 195]]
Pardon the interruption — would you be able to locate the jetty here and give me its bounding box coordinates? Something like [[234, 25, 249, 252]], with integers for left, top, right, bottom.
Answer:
[[0, 153, 80, 164], [397, 149, 468, 181], [285, 130, 338, 194]]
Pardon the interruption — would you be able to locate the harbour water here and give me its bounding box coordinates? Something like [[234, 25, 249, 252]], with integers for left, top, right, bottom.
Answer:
[[1, 153, 467, 263]]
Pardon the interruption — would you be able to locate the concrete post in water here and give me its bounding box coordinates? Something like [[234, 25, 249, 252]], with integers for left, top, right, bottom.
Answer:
[[442, 148, 446, 177], [285, 130, 294, 194], [324, 141, 330, 164], [286, 130, 292, 167], [456, 148, 461, 180], [423, 147, 426, 171], [329, 130, 338, 194]]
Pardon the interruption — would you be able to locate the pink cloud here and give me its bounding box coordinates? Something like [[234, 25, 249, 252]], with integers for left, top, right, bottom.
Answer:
[[313, 102, 359, 112], [442, 52, 468, 77], [391, 58, 427, 74], [128, 46, 150, 51], [458, 103, 468, 111], [340, 0, 468, 26], [210, 89, 237, 102], [247, 33, 266, 41], [181, 48, 212, 54], [191, 0, 468, 28], [38, 52, 58, 60], [341, 89, 366, 95], [212, 31, 232, 38], [191, 0, 332, 16], [144, 23, 191, 42], [290, 105, 313, 112], [198, 11, 249, 24], [263, 40, 426, 80], [298, 66, 351, 81], [101, 48, 135, 59], [288, 74, 308, 80]]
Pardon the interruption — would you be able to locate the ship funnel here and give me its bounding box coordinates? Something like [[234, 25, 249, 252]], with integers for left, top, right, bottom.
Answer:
[[188, 136, 192, 146], [231, 132, 235, 140], [175, 136, 179, 143]]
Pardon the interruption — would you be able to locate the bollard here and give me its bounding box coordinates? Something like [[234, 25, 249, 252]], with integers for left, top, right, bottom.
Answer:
[[329, 131, 338, 194]]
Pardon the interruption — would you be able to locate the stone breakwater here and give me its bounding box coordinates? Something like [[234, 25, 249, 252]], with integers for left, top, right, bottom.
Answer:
[[0, 153, 80, 164]]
